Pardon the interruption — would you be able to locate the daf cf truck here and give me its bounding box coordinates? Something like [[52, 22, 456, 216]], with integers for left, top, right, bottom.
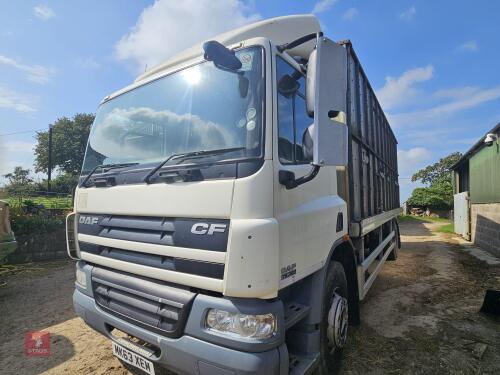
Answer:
[[68, 15, 401, 375]]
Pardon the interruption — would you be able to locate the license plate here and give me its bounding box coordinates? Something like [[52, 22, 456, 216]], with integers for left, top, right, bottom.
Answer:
[[112, 341, 155, 375]]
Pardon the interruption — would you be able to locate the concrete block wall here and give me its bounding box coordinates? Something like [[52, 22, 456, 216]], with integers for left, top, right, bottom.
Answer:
[[6, 229, 68, 264], [471, 203, 500, 258]]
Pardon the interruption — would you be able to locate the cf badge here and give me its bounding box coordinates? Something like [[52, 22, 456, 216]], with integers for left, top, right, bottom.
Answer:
[[191, 223, 227, 235]]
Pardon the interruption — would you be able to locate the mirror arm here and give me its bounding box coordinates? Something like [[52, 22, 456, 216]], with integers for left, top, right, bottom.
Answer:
[[280, 165, 321, 190], [277, 32, 323, 53]]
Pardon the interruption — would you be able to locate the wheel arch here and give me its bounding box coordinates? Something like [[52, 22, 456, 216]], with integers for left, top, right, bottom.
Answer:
[[277, 237, 360, 327]]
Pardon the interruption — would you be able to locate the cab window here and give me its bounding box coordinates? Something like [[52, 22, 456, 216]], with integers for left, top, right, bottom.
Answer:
[[276, 57, 312, 165]]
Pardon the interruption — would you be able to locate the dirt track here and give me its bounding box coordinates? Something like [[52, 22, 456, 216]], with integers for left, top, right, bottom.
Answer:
[[0, 219, 499, 374]]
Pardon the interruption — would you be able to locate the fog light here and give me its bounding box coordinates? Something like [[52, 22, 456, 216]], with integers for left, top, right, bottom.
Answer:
[[206, 309, 276, 339], [76, 268, 87, 288]]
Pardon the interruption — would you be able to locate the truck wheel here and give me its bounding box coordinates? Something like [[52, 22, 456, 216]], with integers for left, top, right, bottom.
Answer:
[[387, 243, 398, 261], [388, 221, 400, 261], [317, 261, 348, 374]]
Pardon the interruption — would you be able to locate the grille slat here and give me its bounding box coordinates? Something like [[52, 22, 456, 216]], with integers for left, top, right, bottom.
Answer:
[[78, 213, 229, 251], [80, 244, 224, 279], [100, 216, 175, 232], [99, 227, 174, 246], [92, 267, 195, 337]]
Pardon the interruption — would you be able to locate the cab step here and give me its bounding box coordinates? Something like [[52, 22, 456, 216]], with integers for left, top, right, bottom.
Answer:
[[288, 352, 320, 375], [284, 302, 310, 330]]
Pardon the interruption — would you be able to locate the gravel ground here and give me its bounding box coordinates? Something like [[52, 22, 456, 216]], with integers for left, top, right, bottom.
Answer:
[[341, 219, 500, 374], [0, 219, 498, 374]]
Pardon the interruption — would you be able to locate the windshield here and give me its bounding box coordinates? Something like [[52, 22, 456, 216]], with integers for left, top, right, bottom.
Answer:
[[81, 47, 264, 174]]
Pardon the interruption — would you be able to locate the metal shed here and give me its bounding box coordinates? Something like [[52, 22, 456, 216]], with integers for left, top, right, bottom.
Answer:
[[451, 122, 500, 256]]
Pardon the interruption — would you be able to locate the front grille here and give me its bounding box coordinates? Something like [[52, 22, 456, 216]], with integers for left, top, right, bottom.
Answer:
[[92, 266, 196, 337], [78, 214, 229, 252]]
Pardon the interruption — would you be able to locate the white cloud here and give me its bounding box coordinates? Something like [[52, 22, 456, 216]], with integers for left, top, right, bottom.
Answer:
[[3, 140, 35, 153], [312, 0, 338, 14], [399, 6, 416, 20], [458, 40, 478, 52], [433, 86, 479, 100], [115, 0, 261, 72], [342, 7, 359, 20], [75, 56, 100, 69], [397, 147, 431, 176], [33, 4, 56, 20], [391, 85, 500, 127], [422, 86, 500, 117], [376, 65, 434, 110], [0, 54, 54, 84], [0, 86, 36, 113]]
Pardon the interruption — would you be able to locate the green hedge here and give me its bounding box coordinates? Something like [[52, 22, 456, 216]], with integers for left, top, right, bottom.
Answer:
[[9, 205, 66, 236]]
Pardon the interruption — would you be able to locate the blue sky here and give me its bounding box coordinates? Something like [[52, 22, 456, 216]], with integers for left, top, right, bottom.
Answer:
[[0, 0, 499, 201]]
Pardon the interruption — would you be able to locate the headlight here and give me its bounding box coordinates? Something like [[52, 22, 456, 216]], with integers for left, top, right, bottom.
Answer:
[[206, 309, 277, 339], [76, 268, 87, 288]]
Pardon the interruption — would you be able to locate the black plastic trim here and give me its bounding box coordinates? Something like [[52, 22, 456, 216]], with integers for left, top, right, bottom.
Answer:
[[79, 158, 265, 188], [80, 243, 225, 279], [91, 266, 196, 338], [77, 214, 230, 252]]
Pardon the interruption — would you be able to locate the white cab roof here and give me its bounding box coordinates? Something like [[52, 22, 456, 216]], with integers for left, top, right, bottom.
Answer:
[[134, 14, 321, 84]]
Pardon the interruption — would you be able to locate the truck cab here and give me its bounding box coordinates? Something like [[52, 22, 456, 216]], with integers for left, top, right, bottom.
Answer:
[[69, 15, 400, 375]]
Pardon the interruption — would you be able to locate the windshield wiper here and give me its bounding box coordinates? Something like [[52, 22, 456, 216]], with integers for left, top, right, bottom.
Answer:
[[143, 147, 246, 184], [81, 162, 139, 187]]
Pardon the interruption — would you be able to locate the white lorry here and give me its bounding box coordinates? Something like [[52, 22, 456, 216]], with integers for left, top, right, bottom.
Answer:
[[68, 15, 401, 375]]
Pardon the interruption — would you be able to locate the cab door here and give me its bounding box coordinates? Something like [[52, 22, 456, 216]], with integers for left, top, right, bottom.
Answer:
[[273, 53, 342, 288]]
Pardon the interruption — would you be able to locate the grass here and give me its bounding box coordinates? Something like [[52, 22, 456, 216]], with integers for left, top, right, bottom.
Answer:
[[398, 214, 450, 223], [5, 196, 72, 209], [399, 214, 455, 234], [435, 222, 455, 233]]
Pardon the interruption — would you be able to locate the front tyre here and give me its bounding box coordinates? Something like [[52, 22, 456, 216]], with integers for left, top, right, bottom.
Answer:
[[317, 261, 349, 374], [388, 220, 400, 261]]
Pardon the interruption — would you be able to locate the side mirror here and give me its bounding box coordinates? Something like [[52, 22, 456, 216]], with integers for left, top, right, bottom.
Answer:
[[306, 36, 348, 167], [278, 170, 296, 189], [278, 74, 300, 98], [302, 124, 314, 161], [203, 40, 242, 71]]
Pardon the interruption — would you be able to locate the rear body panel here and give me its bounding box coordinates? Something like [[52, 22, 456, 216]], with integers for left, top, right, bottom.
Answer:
[[341, 41, 399, 226]]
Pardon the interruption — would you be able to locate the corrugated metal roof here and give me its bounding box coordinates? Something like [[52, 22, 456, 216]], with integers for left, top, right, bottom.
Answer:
[[451, 122, 500, 170]]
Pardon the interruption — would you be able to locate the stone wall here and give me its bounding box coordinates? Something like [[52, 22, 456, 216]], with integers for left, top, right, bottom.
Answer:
[[471, 203, 500, 258], [6, 229, 68, 264]]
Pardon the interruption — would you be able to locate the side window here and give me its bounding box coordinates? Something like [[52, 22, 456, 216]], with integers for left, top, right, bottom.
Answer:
[[277, 58, 295, 164], [276, 58, 312, 165], [278, 94, 294, 164]]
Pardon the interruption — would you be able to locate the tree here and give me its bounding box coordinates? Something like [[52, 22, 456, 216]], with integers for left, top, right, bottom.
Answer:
[[406, 180, 453, 210], [408, 152, 461, 210], [3, 166, 36, 198], [411, 152, 462, 185], [34, 113, 94, 176], [35, 173, 79, 194]]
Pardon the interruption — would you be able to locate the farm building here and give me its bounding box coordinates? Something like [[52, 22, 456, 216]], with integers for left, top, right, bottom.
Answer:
[[451, 122, 500, 257]]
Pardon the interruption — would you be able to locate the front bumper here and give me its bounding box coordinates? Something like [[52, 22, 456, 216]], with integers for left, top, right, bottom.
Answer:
[[73, 263, 288, 375]]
